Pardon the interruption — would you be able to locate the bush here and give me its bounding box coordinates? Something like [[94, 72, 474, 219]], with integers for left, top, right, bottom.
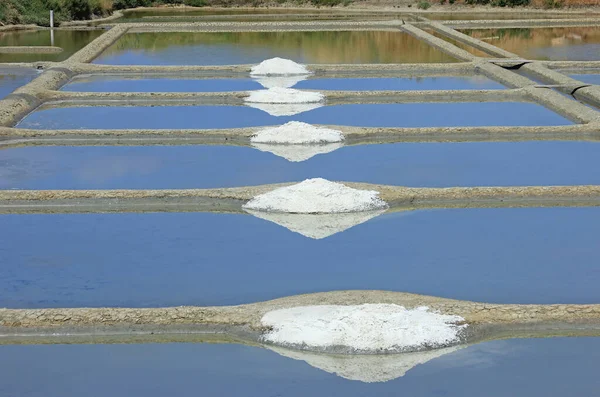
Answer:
[[184, 0, 207, 5], [417, 0, 431, 8], [63, 0, 92, 20], [543, 0, 564, 8]]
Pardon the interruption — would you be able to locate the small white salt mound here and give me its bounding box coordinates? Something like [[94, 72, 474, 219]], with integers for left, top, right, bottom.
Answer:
[[253, 75, 307, 89], [246, 87, 324, 104], [251, 122, 344, 144], [261, 304, 467, 353], [250, 57, 310, 76], [246, 102, 323, 117], [246, 209, 385, 239], [268, 345, 462, 383], [243, 178, 387, 214]]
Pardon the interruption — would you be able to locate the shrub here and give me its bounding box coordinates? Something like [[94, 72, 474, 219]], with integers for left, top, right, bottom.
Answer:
[[417, 0, 431, 8], [184, 0, 207, 4], [63, 0, 92, 20], [543, 0, 564, 8]]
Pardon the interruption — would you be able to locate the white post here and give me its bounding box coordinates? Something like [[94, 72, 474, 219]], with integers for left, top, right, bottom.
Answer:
[[50, 10, 54, 47]]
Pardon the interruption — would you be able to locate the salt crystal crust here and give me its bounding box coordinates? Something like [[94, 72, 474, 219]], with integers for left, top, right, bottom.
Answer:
[[251, 122, 344, 144], [243, 178, 388, 214], [250, 57, 311, 76], [246, 87, 324, 104], [261, 304, 467, 353]]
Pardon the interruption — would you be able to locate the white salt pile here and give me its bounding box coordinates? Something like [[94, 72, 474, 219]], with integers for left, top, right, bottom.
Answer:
[[261, 304, 467, 353], [251, 142, 343, 162], [245, 209, 386, 239], [245, 102, 323, 117], [251, 122, 344, 144], [243, 178, 388, 214], [268, 345, 462, 383], [250, 57, 311, 76], [253, 75, 308, 89], [246, 87, 324, 104]]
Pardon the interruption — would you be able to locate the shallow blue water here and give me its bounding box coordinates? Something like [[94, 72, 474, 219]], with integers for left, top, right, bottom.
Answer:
[[17, 103, 572, 130], [1, 208, 599, 308], [0, 68, 37, 98], [0, 338, 598, 396], [569, 73, 600, 85], [61, 76, 505, 92], [2, 142, 600, 190]]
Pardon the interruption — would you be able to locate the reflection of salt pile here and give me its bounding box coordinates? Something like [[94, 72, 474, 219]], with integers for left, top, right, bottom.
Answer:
[[246, 102, 323, 117], [250, 122, 345, 162], [268, 345, 462, 383], [251, 143, 343, 162], [246, 209, 386, 239], [261, 304, 467, 354], [245, 87, 324, 117], [253, 75, 308, 89], [243, 178, 388, 214]]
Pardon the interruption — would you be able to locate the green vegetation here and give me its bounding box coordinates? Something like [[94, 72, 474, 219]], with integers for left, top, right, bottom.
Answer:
[[0, 0, 111, 26], [417, 0, 431, 8], [543, 0, 564, 8], [464, 0, 531, 6]]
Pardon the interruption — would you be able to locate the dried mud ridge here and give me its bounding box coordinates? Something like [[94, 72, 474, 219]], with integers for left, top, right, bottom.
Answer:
[[1, 291, 600, 350]]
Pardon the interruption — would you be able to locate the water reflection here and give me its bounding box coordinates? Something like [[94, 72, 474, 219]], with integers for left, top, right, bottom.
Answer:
[[462, 27, 600, 60], [267, 344, 463, 383], [94, 31, 459, 65], [0, 29, 105, 63], [245, 208, 387, 239]]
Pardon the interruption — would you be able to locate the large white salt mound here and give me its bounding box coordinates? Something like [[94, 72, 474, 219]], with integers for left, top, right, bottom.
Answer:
[[251, 122, 344, 144], [246, 102, 323, 117], [250, 57, 310, 76], [261, 304, 467, 353], [245, 87, 324, 104], [243, 178, 388, 214], [268, 345, 462, 383], [253, 75, 307, 89], [246, 209, 385, 239]]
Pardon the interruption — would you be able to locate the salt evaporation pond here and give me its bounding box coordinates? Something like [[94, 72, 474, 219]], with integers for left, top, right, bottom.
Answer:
[[1, 207, 599, 308], [61, 76, 504, 92], [93, 31, 459, 65], [0, 338, 598, 395], [461, 27, 600, 61], [3, 142, 600, 190], [569, 73, 600, 85], [0, 68, 37, 98], [17, 103, 571, 129], [0, 29, 105, 63]]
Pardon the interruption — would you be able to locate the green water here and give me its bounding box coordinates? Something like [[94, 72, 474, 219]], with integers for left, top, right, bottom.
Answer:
[[0, 29, 105, 63], [95, 31, 458, 65]]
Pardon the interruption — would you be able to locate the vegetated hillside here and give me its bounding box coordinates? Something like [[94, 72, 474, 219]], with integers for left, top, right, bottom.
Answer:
[[0, 0, 112, 26], [0, 0, 598, 27]]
